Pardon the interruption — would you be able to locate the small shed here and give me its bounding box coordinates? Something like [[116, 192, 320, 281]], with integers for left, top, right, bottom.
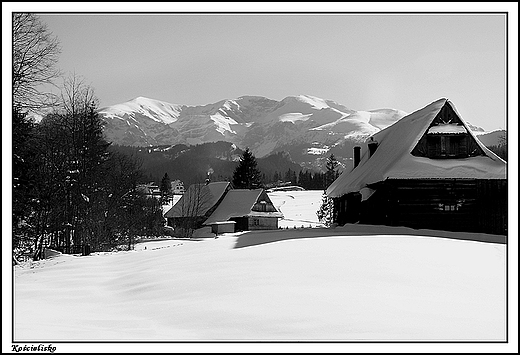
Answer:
[[209, 221, 236, 235]]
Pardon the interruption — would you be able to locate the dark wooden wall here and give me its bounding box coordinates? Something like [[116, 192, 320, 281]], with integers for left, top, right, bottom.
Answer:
[[333, 192, 361, 225], [476, 179, 508, 235], [230, 217, 249, 231], [333, 179, 507, 235], [411, 132, 485, 158]]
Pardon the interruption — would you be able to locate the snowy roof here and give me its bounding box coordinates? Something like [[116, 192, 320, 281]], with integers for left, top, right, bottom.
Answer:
[[164, 181, 230, 218], [427, 123, 467, 134], [204, 189, 283, 225], [326, 98, 506, 198]]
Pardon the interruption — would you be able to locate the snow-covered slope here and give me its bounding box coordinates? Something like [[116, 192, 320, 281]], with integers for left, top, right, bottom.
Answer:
[[13, 192, 506, 343], [101, 96, 182, 125], [100, 96, 277, 147], [99, 97, 184, 146]]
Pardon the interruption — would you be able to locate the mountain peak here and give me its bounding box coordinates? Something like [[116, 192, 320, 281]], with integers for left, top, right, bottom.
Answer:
[[131, 96, 150, 101]]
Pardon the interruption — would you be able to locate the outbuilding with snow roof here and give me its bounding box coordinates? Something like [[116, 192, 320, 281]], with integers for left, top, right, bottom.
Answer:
[[326, 98, 507, 235], [204, 189, 283, 232]]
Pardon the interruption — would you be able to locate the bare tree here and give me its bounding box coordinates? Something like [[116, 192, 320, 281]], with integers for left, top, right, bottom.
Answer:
[[12, 13, 61, 111], [59, 74, 98, 117], [175, 183, 212, 238]]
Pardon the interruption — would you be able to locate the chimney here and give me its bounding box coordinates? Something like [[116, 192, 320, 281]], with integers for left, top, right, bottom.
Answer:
[[353, 146, 361, 169], [368, 137, 379, 158]]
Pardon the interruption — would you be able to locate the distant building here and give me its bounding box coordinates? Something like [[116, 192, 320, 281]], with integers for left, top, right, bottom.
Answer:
[[170, 180, 185, 195], [137, 182, 161, 199], [203, 189, 283, 232], [327, 98, 507, 235]]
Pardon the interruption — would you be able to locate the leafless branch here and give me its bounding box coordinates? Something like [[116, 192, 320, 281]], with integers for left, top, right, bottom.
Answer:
[[12, 13, 62, 112]]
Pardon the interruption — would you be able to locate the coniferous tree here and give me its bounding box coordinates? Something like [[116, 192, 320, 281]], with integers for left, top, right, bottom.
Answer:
[[325, 154, 339, 188], [160, 172, 173, 204], [273, 171, 280, 184], [232, 148, 262, 189], [12, 107, 40, 259], [317, 191, 334, 227], [101, 150, 145, 249]]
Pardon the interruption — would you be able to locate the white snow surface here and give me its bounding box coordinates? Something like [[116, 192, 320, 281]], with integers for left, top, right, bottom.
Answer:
[[12, 191, 507, 344], [309, 111, 390, 138], [284, 94, 331, 110], [269, 190, 325, 228], [278, 112, 312, 123], [99, 97, 182, 125], [307, 147, 330, 155], [209, 112, 238, 135], [428, 123, 467, 134]]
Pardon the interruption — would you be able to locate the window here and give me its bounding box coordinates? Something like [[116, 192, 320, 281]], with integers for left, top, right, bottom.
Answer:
[[437, 201, 464, 212], [253, 218, 259, 226], [422, 134, 467, 158], [254, 201, 267, 212], [444, 204, 457, 211]]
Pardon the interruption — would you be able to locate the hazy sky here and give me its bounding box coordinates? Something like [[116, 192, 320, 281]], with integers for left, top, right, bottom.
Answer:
[[7, 5, 514, 131]]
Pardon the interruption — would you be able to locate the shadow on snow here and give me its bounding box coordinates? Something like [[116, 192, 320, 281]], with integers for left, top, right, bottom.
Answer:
[[233, 224, 506, 249]]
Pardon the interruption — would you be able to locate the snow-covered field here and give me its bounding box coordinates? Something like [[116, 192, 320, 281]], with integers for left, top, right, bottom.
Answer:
[[268, 190, 325, 228], [7, 191, 515, 352]]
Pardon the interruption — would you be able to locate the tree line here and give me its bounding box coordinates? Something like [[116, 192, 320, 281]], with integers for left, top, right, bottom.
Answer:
[[262, 167, 340, 190], [13, 79, 165, 261], [11, 14, 343, 261], [261, 153, 340, 191], [12, 14, 163, 261]]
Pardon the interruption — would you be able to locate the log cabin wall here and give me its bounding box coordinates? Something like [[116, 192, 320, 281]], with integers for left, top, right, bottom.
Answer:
[[249, 216, 278, 230], [476, 179, 508, 235], [333, 179, 507, 235], [333, 192, 361, 225], [382, 179, 506, 235]]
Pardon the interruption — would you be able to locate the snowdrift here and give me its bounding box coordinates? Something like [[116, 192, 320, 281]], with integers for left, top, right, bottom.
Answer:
[[14, 226, 506, 342]]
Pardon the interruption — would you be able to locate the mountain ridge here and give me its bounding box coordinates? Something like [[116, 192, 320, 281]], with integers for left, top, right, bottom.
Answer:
[[98, 95, 496, 170], [98, 95, 409, 155]]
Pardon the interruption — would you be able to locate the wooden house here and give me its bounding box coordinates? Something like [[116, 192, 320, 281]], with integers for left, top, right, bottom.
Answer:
[[203, 189, 283, 232], [326, 98, 507, 235], [164, 181, 231, 231]]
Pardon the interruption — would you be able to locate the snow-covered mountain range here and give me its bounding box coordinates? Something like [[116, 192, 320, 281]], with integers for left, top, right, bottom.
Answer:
[[98, 95, 408, 157], [98, 95, 499, 170]]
